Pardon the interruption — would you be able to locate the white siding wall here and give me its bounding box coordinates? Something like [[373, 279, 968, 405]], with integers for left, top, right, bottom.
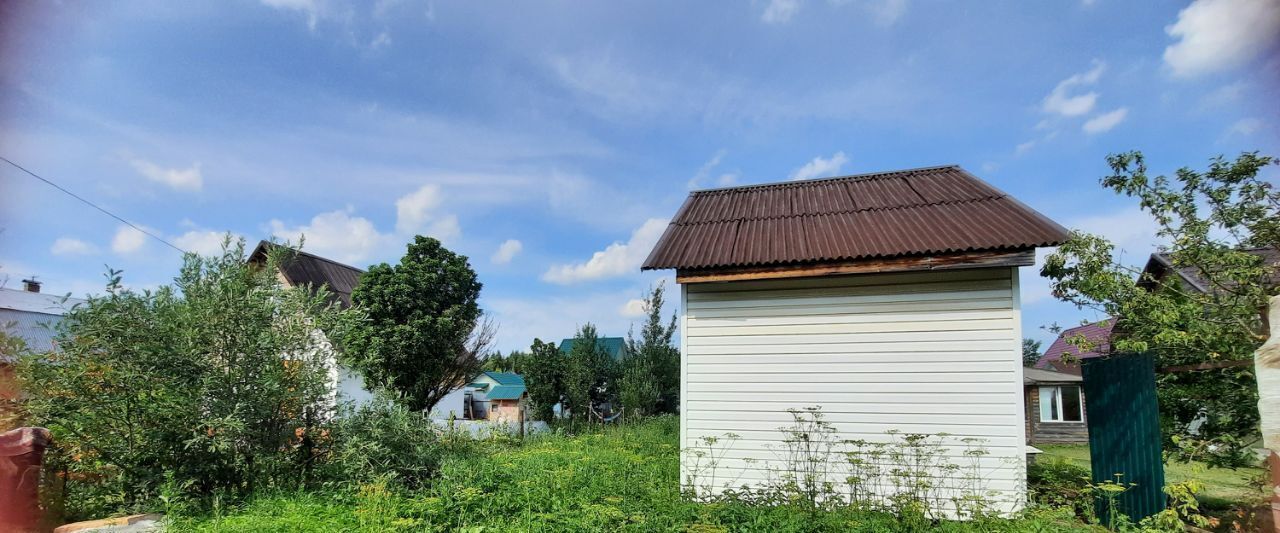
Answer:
[[680, 267, 1026, 514]]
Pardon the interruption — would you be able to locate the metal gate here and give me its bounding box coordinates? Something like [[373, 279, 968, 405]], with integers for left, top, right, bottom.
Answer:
[[1080, 353, 1166, 524]]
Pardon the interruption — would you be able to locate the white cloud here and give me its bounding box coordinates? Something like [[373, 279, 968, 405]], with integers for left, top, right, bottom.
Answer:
[[716, 173, 739, 187], [50, 237, 97, 256], [1015, 140, 1037, 155], [542, 218, 669, 284], [835, 0, 909, 26], [370, 31, 391, 49], [1163, 0, 1280, 78], [1225, 117, 1264, 137], [269, 208, 392, 265], [1082, 107, 1129, 134], [620, 298, 648, 318], [173, 230, 239, 257], [789, 151, 849, 181], [491, 239, 523, 265], [128, 158, 203, 192], [687, 149, 727, 189], [261, 0, 322, 30], [111, 226, 147, 255], [1042, 61, 1105, 117], [395, 184, 461, 242], [762, 0, 801, 23]]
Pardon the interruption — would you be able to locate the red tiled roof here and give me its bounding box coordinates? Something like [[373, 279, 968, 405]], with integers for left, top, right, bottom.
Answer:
[[641, 165, 1069, 271], [1036, 320, 1115, 369]]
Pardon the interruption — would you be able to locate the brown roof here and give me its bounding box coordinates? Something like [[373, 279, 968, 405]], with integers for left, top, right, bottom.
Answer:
[[641, 165, 1069, 271], [249, 241, 363, 308], [1138, 247, 1280, 293]]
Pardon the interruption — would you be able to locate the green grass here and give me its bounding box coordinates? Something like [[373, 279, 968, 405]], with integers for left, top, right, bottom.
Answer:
[[1037, 444, 1267, 510], [171, 418, 1094, 532]]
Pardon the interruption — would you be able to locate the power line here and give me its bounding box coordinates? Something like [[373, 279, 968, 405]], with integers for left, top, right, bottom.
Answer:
[[0, 155, 189, 255]]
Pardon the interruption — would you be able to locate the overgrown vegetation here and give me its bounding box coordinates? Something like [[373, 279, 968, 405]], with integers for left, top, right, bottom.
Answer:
[[19, 239, 358, 519], [171, 417, 1092, 532]]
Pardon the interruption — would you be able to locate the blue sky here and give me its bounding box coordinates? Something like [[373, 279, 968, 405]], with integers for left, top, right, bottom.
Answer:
[[1, 0, 1277, 353]]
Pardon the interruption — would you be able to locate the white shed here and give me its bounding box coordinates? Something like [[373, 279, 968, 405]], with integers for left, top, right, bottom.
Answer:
[[641, 165, 1068, 516]]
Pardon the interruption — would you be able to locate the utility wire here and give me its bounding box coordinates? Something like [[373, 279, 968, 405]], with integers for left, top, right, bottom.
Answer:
[[1, 155, 189, 255]]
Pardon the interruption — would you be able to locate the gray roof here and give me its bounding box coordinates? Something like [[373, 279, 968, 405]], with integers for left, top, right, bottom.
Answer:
[[0, 288, 87, 358], [1023, 366, 1083, 385]]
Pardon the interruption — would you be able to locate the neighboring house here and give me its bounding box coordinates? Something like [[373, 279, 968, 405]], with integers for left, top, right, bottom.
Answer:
[[1035, 320, 1114, 375], [557, 336, 628, 361], [248, 241, 375, 408], [431, 371, 527, 423], [641, 165, 1069, 514], [1023, 367, 1088, 444], [1036, 247, 1278, 375], [0, 280, 87, 426]]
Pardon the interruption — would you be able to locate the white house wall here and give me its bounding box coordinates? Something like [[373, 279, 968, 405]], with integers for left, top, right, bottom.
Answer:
[[680, 267, 1026, 514]]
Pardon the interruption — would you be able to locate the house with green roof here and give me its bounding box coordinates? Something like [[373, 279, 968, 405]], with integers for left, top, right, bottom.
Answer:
[[466, 371, 527, 423], [557, 337, 629, 361]]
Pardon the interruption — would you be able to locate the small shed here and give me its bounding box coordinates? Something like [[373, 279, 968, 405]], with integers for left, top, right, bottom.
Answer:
[[1023, 367, 1088, 444], [642, 165, 1068, 514]]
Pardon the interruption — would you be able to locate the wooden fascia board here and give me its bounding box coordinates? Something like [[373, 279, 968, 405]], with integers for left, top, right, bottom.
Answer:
[[675, 249, 1035, 284]]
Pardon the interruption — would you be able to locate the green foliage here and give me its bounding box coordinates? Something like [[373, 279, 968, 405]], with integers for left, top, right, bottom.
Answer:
[[523, 339, 563, 421], [1022, 338, 1043, 367], [324, 399, 447, 490], [343, 236, 489, 412], [562, 323, 616, 421], [18, 238, 356, 518], [172, 418, 1095, 532], [482, 350, 532, 374], [620, 281, 680, 416], [1028, 459, 1094, 521], [1041, 151, 1278, 466]]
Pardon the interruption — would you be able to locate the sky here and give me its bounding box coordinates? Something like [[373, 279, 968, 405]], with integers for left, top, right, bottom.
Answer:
[[1, 0, 1277, 353]]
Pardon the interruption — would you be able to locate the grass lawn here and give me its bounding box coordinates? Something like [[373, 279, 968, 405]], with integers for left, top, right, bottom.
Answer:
[[170, 418, 1095, 532], [1037, 444, 1268, 510]]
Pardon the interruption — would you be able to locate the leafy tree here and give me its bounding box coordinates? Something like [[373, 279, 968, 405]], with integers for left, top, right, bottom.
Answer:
[[1041, 151, 1278, 466], [563, 324, 615, 421], [19, 239, 355, 514], [343, 236, 492, 412], [483, 350, 532, 374], [1022, 338, 1043, 367], [524, 339, 563, 421], [621, 282, 680, 415]]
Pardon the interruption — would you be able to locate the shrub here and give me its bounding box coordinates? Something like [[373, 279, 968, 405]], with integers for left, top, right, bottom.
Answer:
[[324, 399, 447, 490], [1028, 458, 1094, 520], [18, 239, 357, 518]]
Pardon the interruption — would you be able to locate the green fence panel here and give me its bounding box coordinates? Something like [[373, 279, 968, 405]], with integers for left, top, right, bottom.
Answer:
[[1080, 354, 1166, 525]]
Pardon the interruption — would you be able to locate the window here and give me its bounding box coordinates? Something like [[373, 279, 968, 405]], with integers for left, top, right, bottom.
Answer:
[[1039, 385, 1083, 422]]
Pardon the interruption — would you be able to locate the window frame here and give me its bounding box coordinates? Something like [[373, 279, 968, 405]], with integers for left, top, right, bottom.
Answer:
[[1038, 385, 1084, 423]]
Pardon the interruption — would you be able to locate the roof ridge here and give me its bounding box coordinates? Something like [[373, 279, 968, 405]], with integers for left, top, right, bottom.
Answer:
[[690, 164, 962, 194], [258, 240, 366, 274], [669, 195, 1008, 225]]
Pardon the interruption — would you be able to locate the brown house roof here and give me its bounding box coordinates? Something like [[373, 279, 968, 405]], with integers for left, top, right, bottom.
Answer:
[[249, 241, 364, 308], [641, 165, 1069, 271], [1138, 247, 1280, 293]]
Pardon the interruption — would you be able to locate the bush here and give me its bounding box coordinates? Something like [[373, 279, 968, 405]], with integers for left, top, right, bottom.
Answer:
[[1028, 458, 1094, 520], [324, 399, 447, 490], [18, 239, 358, 519]]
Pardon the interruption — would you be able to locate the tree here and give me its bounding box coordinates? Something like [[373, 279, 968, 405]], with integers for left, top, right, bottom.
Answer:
[[524, 339, 563, 421], [621, 281, 680, 415], [1041, 151, 1278, 466], [19, 239, 354, 512], [1022, 338, 1043, 367], [563, 324, 614, 421], [343, 236, 491, 412]]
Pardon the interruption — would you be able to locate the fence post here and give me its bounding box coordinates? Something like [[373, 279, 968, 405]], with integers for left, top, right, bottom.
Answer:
[[0, 427, 52, 532]]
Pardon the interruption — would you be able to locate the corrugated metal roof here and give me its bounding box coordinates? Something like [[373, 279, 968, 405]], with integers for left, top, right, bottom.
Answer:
[[642, 165, 1069, 271], [558, 337, 627, 361], [485, 384, 526, 400], [0, 288, 87, 315], [483, 371, 525, 386], [0, 288, 86, 360], [251, 241, 363, 308], [1036, 320, 1114, 369]]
